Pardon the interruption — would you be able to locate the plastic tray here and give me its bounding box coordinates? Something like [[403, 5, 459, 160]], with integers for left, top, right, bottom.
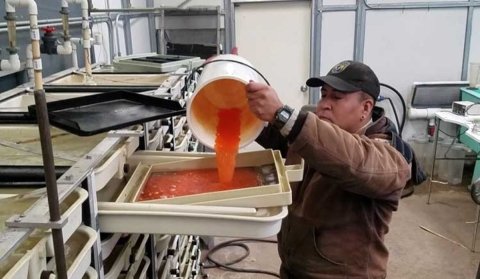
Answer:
[[101, 233, 122, 260], [27, 91, 186, 136], [174, 129, 191, 152], [46, 188, 88, 256], [114, 54, 203, 73], [47, 225, 97, 279], [98, 203, 287, 238], [0, 125, 139, 191], [125, 150, 298, 208], [82, 267, 98, 279], [45, 73, 170, 87], [104, 235, 136, 279], [0, 235, 47, 279]]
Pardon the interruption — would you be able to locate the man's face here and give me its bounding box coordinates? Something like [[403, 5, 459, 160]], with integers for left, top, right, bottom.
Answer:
[[316, 84, 373, 133]]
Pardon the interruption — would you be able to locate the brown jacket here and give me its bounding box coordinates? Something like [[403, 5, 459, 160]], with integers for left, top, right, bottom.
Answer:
[[256, 108, 412, 279]]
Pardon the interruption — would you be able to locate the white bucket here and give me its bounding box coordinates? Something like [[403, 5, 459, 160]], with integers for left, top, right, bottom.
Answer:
[[186, 54, 266, 150]]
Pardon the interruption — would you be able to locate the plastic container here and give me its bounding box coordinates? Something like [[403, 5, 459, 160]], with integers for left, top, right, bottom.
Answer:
[[469, 62, 480, 88], [186, 55, 266, 150], [47, 226, 98, 279], [123, 150, 301, 208], [409, 134, 432, 174], [98, 204, 287, 238], [0, 235, 47, 279], [101, 233, 122, 260], [438, 138, 455, 181], [82, 267, 98, 279], [447, 143, 468, 185]]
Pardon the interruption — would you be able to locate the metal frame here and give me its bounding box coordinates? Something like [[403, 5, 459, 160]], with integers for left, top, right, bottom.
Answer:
[[225, 0, 480, 104], [427, 116, 480, 252]]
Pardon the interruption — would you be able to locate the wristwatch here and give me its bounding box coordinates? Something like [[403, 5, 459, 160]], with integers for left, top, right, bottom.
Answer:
[[273, 105, 295, 130]]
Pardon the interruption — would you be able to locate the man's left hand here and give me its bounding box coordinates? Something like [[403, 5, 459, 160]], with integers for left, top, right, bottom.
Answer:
[[245, 81, 283, 123]]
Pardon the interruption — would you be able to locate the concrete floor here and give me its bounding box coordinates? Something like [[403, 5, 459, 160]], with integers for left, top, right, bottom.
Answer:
[[202, 182, 480, 279]]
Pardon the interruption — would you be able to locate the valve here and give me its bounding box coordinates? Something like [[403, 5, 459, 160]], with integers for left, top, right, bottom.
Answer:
[[41, 26, 56, 34], [40, 26, 58, 55]]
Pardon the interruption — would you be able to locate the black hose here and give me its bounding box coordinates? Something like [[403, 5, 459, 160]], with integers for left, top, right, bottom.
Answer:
[[385, 98, 401, 134], [380, 83, 406, 136], [202, 238, 280, 278]]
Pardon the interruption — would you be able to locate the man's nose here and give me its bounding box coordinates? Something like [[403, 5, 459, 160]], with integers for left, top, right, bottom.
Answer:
[[317, 99, 331, 111]]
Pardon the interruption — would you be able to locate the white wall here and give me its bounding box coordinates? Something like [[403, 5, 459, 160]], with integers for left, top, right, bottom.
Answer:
[[315, 4, 474, 140], [363, 8, 467, 139]]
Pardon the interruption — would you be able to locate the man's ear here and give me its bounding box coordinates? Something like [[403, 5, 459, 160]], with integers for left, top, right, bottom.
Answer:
[[364, 98, 374, 116]]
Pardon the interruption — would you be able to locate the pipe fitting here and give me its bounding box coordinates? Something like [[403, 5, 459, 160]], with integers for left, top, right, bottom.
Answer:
[[26, 44, 34, 81], [0, 53, 21, 71], [57, 40, 72, 55], [408, 107, 448, 120], [7, 0, 38, 15]]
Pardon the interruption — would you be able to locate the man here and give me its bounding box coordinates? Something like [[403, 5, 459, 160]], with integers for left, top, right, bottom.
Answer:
[[245, 60, 424, 279]]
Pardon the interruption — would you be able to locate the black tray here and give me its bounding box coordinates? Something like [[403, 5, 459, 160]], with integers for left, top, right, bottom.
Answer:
[[27, 91, 186, 136]]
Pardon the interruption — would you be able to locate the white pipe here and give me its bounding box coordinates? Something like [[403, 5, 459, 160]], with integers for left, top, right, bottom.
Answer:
[[6, 0, 42, 90], [115, 13, 122, 58], [0, 53, 21, 71], [56, 40, 72, 55], [408, 107, 450, 120], [6, 0, 37, 14], [26, 44, 34, 81], [71, 43, 78, 68], [66, 0, 92, 78]]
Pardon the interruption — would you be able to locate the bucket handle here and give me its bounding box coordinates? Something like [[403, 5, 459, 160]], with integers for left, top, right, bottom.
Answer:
[[183, 59, 272, 93]]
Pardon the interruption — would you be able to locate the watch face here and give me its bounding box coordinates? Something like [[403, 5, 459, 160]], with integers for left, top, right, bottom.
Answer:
[[279, 110, 290, 122]]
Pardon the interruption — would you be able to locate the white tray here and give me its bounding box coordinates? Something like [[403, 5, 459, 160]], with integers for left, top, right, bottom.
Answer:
[[174, 130, 192, 152], [47, 225, 97, 279], [104, 235, 134, 279], [98, 204, 287, 238], [46, 188, 88, 256], [0, 125, 139, 191], [156, 235, 171, 254], [101, 233, 122, 260], [82, 267, 98, 279], [125, 150, 301, 208], [173, 116, 186, 138], [0, 235, 47, 279]]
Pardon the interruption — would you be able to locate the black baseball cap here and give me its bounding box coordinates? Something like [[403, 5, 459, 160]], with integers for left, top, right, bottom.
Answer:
[[306, 60, 380, 101]]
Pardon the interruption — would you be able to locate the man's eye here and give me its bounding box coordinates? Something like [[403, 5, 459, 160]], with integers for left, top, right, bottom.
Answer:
[[334, 96, 342, 100], [321, 94, 326, 98]]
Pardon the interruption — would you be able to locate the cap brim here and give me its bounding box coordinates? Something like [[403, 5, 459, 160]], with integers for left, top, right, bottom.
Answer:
[[306, 76, 361, 92]]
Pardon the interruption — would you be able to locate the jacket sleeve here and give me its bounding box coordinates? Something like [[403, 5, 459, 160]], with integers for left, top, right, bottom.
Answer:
[[288, 112, 411, 200], [255, 124, 289, 158]]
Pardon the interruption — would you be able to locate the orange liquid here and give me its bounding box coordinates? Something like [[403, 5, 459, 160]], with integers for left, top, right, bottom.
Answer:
[[214, 108, 242, 184], [138, 167, 260, 201]]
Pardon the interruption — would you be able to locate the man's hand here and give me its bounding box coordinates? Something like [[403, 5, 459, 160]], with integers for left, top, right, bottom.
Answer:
[[245, 81, 283, 123]]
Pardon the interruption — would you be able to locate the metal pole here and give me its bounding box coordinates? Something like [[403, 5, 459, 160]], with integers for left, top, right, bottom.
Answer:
[[309, 0, 322, 105], [216, 6, 221, 55], [91, 7, 179, 13], [82, 174, 105, 278], [461, 0, 475, 81], [121, 0, 133, 55], [0, 17, 83, 28], [473, 205, 480, 252], [427, 117, 440, 204], [353, 0, 366, 62], [146, 235, 157, 279], [159, 10, 166, 55], [224, 0, 232, 53], [33, 89, 68, 279], [146, 0, 157, 53]]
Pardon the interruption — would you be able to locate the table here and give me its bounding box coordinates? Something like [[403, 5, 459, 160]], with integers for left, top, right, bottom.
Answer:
[[429, 111, 480, 251]]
